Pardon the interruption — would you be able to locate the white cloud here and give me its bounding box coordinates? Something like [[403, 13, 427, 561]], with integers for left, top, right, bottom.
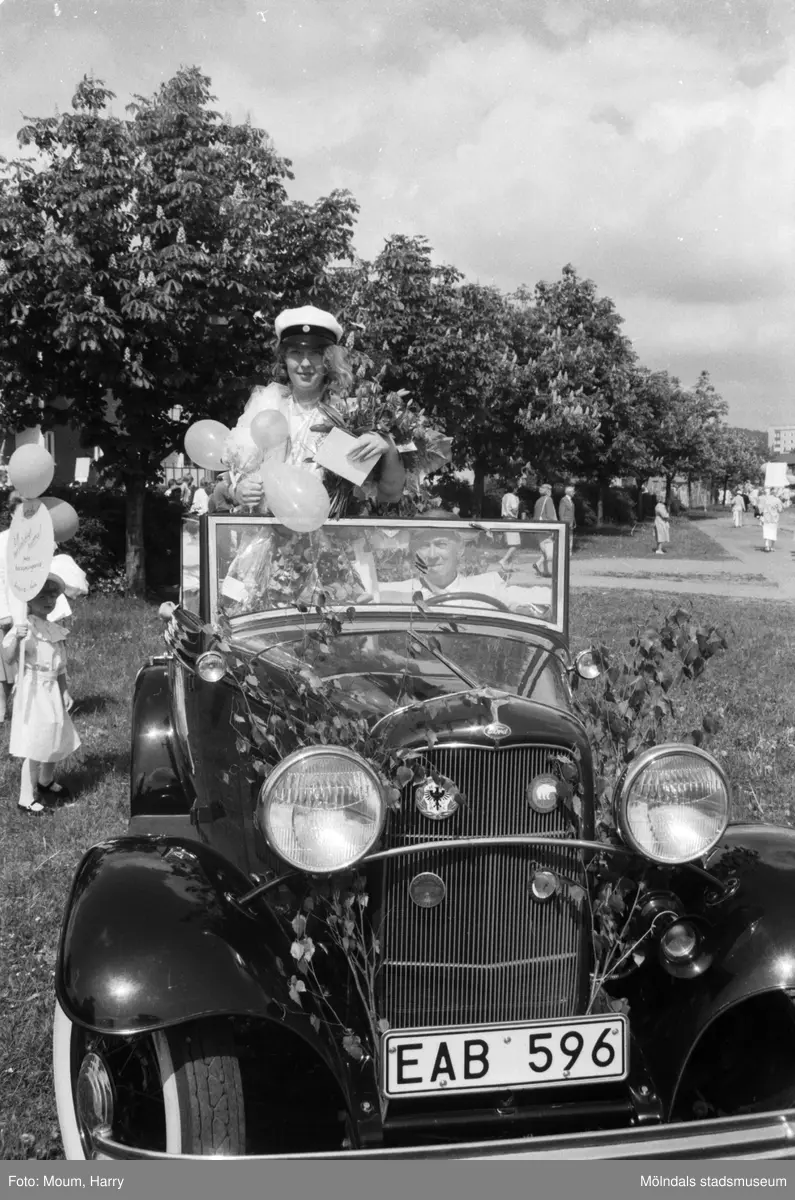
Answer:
[[1, 0, 793, 426], [258, 19, 793, 426]]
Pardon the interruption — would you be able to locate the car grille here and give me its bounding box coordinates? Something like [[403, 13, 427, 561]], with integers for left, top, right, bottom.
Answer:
[[379, 745, 586, 1030]]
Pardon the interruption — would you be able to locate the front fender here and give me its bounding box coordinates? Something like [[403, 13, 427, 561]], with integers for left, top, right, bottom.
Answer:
[[56, 836, 298, 1034], [56, 835, 379, 1126], [130, 662, 190, 816], [640, 824, 795, 1108]]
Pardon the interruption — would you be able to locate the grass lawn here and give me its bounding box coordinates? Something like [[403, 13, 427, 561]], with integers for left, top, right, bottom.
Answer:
[[1, 588, 793, 1158], [571, 590, 795, 826], [575, 515, 733, 561], [0, 597, 164, 1160]]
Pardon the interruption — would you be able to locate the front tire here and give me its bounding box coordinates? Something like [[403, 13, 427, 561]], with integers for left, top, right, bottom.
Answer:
[[53, 1004, 246, 1158]]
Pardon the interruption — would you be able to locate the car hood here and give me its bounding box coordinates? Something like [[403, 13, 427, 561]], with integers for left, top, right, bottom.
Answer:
[[235, 624, 573, 724], [237, 627, 589, 762], [371, 687, 590, 755]]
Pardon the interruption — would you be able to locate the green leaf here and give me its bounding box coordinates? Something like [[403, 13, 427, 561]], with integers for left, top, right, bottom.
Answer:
[[342, 1033, 365, 1061]]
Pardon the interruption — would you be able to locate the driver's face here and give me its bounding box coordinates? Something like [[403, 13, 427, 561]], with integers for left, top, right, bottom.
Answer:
[[414, 535, 460, 588]]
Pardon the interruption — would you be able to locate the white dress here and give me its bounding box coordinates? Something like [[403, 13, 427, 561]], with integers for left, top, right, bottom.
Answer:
[[2, 616, 80, 762], [236, 382, 329, 477]]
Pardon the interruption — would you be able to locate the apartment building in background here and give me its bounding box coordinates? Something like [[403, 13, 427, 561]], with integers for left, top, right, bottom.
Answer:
[[768, 425, 795, 454]]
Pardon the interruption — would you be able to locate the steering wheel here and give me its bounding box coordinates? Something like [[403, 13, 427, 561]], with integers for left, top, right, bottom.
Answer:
[[425, 591, 511, 613]]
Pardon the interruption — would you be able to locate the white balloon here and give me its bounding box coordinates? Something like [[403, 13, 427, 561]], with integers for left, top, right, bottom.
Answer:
[[264, 463, 331, 533]]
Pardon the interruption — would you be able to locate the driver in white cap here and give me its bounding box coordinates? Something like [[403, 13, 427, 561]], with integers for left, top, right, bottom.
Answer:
[[380, 511, 553, 615], [224, 305, 405, 509]]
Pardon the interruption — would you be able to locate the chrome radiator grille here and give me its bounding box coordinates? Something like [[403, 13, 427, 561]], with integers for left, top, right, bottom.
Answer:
[[379, 745, 585, 1029]]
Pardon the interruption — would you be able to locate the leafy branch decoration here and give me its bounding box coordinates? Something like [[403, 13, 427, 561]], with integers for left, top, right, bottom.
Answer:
[[200, 581, 729, 1068]]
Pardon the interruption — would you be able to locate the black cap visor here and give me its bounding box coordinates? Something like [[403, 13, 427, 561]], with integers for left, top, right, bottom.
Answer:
[[279, 325, 338, 347]]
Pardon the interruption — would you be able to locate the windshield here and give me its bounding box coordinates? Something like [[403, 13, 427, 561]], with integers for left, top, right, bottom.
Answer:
[[191, 518, 566, 633]]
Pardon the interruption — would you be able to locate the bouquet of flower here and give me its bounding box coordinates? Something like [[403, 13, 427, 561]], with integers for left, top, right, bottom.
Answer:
[[220, 527, 368, 615], [311, 383, 453, 515]]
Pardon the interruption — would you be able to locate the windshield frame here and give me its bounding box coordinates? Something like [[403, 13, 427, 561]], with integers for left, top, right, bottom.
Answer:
[[196, 516, 569, 640]]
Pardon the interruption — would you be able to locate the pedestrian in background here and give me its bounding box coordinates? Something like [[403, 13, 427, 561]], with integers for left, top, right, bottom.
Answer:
[[759, 487, 784, 552], [501, 488, 521, 525], [558, 484, 576, 552], [500, 486, 523, 571], [533, 484, 556, 522], [179, 474, 195, 508], [190, 482, 210, 516], [731, 489, 745, 528], [653, 496, 670, 555], [531, 485, 557, 577], [748, 485, 760, 518]]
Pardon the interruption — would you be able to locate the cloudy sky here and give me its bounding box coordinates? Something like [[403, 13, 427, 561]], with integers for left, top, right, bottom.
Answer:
[[1, 0, 793, 431]]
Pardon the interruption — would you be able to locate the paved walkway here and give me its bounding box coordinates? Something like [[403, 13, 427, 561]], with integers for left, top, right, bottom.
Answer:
[[569, 513, 795, 602]]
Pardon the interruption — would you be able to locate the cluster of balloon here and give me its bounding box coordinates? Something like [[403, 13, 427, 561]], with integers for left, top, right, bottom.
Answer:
[[184, 419, 231, 471], [5, 444, 82, 603], [252, 408, 329, 529], [183, 413, 330, 534], [263, 462, 331, 534]]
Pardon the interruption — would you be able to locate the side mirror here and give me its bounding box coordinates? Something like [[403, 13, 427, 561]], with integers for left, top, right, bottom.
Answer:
[[573, 649, 602, 680]]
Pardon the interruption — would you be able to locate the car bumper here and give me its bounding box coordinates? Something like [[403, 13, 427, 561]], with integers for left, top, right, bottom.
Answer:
[[88, 1108, 795, 1160]]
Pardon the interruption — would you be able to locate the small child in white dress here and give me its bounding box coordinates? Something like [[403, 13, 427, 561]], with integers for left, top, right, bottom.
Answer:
[[1, 569, 80, 815]]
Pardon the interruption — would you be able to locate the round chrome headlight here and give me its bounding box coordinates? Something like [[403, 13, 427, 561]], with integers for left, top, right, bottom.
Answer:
[[196, 650, 227, 683], [257, 747, 386, 874], [615, 745, 729, 865]]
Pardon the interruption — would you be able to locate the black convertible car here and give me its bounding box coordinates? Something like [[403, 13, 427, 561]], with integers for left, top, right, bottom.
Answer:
[[53, 517, 795, 1159]]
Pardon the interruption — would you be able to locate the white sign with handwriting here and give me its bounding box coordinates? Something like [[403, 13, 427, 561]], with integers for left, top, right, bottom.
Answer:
[[7, 499, 55, 602]]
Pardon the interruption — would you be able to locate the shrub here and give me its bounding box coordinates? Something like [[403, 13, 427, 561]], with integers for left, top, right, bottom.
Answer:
[[576, 496, 598, 528]]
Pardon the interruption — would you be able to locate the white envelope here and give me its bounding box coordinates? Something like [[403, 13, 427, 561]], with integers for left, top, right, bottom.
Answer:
[[313, 427, 381, 486]]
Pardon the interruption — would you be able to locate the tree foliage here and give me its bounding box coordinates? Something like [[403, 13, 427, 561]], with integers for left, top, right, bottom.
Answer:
[[0, 66, 757, 571], [516, 265, 638, 489], [633, 370, 729, 501], [709, 425, 766, 493], [329, 235, 526, 505], [0, 68, 358, 589]]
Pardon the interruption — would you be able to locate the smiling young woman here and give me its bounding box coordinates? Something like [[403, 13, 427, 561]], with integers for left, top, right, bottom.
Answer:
[[221, 305, 406, 513]]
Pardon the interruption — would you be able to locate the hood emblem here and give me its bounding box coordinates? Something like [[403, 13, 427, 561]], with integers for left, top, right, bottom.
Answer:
[[483, 721, 511, 741], [483, 695, 511, 741], [415, 776, 460, 821]]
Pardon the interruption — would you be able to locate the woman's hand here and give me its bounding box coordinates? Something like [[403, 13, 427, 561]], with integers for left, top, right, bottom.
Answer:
[[348, 432, 390, 464], [14, 622, 28, 641], [63, 690, 74, 712], [235, 474, 265, 509]]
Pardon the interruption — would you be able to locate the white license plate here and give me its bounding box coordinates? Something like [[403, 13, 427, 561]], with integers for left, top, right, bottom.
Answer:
[[382, 1015, 628, 1098]]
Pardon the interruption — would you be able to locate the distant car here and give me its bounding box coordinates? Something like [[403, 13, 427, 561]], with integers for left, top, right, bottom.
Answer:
[[53, 516, 795, 1159]]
